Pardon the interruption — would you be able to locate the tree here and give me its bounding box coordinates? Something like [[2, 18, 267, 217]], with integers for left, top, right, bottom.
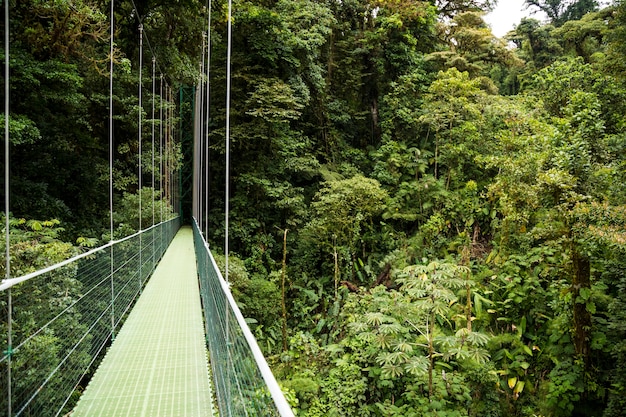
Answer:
[[398, 260, 490, 400], [509, 18, 563, 70], [525, 0, 599, 26], [303, 175, 387, 298], [603, 1, 626, 77], [431, 0, 496, 18], [419, 68, 488, 185], [428, 11, 522, 80], [552, 7, 613, 62]]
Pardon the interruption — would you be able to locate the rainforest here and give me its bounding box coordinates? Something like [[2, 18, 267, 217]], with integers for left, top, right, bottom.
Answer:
[[3, 0, 626, 416]]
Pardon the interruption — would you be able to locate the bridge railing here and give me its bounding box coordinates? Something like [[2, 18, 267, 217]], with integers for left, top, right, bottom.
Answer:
[[193, 219, 295, 417], [0, 217, 180, 417]]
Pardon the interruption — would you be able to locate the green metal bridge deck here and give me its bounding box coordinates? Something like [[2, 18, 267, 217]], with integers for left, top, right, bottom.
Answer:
[[72, 227, 214, 417]]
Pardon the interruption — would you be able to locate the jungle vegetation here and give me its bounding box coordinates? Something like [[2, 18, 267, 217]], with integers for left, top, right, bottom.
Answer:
[[3, 0, 626, 415]]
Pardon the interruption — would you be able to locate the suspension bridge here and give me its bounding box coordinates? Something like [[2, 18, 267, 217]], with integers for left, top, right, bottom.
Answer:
[[0, 218, 295, 417], [1, 1, 295, 416]]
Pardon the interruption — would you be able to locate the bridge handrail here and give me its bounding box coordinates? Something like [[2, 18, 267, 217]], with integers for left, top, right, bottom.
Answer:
[[0, 217, 180, 292], [193, 218, 295, 417], [1, 216, 181, 416]]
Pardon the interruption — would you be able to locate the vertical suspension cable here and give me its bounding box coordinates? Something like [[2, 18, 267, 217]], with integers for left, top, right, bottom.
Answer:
[[164, 86, 168, 212], [138, 23, 143, 290], [159, 74, 164, 249], [225, 0, 232, 285], [166, 86, 171, 212], [174, 86, 177, 216], [193, 83, 197, 221], [170, 86, 173, 216], [202, 34, 207, 233], [199, 33, 206, 230], [172, 87, 178, 216], [151, 57, 156, 227], [4, 0, 10, 278], [151, 56, 156, 269], [192, 83, 196, 222], [109, 0, 116, 342], [167, 86, 175, 216], [225, 0, 233, 413], [167, 86, 171, 213], [172, 87, 176, 216], [172, 85, 174, 219], [165, 86, 169, 212], [203, 7, 212, 399], [4, 0, 11, 413], [205, 0, 212, 240], [138, 24, 143, 230]]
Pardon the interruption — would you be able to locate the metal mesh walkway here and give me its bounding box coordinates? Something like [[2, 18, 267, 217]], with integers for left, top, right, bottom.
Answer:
[[72, 226, 214, 417]]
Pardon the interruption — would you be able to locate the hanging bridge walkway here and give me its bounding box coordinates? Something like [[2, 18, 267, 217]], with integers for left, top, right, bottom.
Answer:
[[0, 219, 294, 417], [72, 227, 214, 417]]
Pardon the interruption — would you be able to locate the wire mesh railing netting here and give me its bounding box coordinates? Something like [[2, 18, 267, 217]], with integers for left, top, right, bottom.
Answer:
[[0, 217, 180, 417], [193, 219, 294, 417]]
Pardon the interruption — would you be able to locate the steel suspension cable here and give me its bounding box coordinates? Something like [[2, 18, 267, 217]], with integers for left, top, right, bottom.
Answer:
[[159, 74, 164, 249], [5, 0, 11, 413], [151, 56, 156, 270], [225, 0, 232, 286], [205, 0, 212, 240], [166, 85, 169, 211], [172, 84, 176, 213], [172, 86, 176, 215], [166, 86, 171, 211], [138, 24, 143, 231], [4, 0, 10, 278], [199, 34, 206, 231], [151, 57, 156, 228], [193, 78, 197, 221], [109, 0, 116, 342], [167, 86, 171, 212], [225, 1, 233, 413], [138, 23, 144, 293], [164, 86, 168, 210]]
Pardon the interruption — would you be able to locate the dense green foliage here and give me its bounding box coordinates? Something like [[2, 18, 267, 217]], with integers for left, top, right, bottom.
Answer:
[[206, 1, 626, 416], [4, 0, 626, 416], [2, 0, 196, 240]]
